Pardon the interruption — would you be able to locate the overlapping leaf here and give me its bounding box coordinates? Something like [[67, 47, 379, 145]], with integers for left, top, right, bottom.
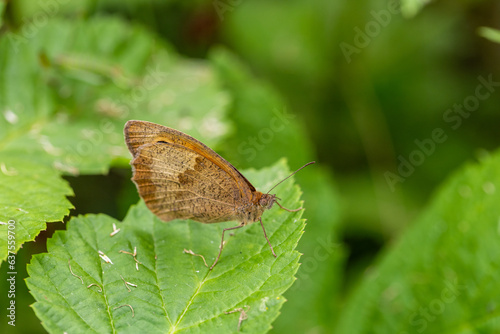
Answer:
[[26, 160, 305, 333], [334, 149, 500, 333], [0, 154, 73, 253], [0, 17, 229, 261]]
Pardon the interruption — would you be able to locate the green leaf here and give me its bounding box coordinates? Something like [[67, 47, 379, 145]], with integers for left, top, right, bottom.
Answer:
[[0, 17, 229, 262], [478, 26, 500, 44], [1, 17, 230, 175], [26, 160, 305, 333], [0, 154, 73, 260], [334, 149, 500, 333]]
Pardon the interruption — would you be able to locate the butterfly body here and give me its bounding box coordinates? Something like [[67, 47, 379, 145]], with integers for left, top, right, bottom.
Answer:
[[237, 192, 276, 225]]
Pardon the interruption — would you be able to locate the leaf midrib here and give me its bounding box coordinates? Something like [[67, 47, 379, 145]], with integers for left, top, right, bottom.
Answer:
[[167, 212, 295, 333], [166, 218, 214, 333], [168, 271, 209, 334]]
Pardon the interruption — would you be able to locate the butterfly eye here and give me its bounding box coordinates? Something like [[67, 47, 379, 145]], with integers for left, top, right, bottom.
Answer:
[[259, 195, 275, 208]]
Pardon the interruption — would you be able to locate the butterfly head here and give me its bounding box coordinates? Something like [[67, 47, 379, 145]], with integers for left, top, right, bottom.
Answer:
[[257, 193, 303, 213], [262, 193, 303, 213], [258, 193, 277, 209], [242, 191, 301, 224]]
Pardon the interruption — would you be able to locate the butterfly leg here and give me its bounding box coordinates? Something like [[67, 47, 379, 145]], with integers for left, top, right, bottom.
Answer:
[[210, 223, 245, 270], [259, 217, 277, 258]]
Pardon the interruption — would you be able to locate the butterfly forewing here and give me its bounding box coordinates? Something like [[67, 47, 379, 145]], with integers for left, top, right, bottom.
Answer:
[[125, 120, 254, 223]]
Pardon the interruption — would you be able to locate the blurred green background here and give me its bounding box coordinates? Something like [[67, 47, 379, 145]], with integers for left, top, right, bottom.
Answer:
[[1, 0, 499, 333]]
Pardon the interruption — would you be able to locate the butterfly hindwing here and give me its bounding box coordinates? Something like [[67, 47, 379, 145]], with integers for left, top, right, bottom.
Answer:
[[130, 139, 243, 223]]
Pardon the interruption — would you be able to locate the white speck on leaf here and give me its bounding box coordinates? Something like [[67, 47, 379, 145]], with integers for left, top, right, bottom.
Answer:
[[259, 297, 269, 312], [53, 161, 79, 175], [39, 136, 62, 156], [1, 163, 18, 176], [3, 110, 18, 124], [98, 250, 114, 264]]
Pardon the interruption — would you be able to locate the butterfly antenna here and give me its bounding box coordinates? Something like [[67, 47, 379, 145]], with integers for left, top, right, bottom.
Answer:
[[266, 161, 315, 194]]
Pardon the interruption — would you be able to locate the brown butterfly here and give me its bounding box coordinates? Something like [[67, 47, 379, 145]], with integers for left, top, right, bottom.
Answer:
[[124, 120, 314, 269]]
